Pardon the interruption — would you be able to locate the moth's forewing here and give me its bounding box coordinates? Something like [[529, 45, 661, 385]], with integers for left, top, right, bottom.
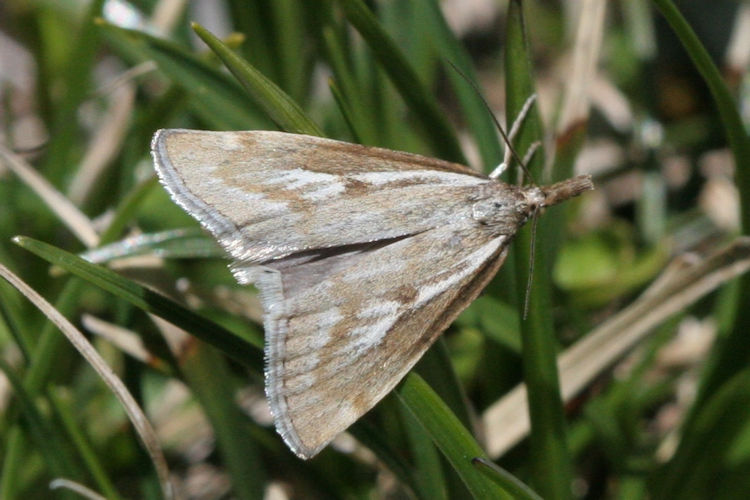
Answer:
[[151, 130, 525, 458], [152, 130, 489, 272]]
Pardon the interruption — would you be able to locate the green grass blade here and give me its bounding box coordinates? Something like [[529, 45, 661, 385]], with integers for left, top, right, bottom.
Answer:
[[651, 0, 750, 230], [397, 373, 512, 499], [472, 458, 544, 500], [417, 0, 504, 170], [646, 4, 750, 494], [268, 0, 309, 103], [329, 79, 365, 144], [79, 228, 220, 264], [10, 238, 268, 498], [2, 280, 90, 499], [417, 339, 474, 431], [181, 345, 266, 499], [192, 23, 323, 136], [24, 279, 84, 395], [322, 26, 376, 144], [2, 278, 92, 500], [98, 21, 267, 130], [0, 357, 81, 486], [336, 0, 466, 163], [0, 280, 33, 361], [13, 237, 263, 368], [654, 368, 750, 498], [347, 421, 424, 496], [399, 402, 448, 500], [505, 1, 572, 499], [227, 0, 277, 78], [42, 0, 105, 183], [49, 391, 123, 500], [98, 176, 161, 245], [651, 0, 750, 421]]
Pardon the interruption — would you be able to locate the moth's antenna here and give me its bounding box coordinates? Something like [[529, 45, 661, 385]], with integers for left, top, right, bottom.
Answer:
[[522, 213, 539, 320], [446, 61, 534, 183]]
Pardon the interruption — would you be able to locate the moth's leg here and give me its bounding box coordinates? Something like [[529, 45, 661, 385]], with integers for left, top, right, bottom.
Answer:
[[488, 162, 507, 179], [489, 93, 542, 181], [490, 137, 538, 180], [521, 141, 542, 167], [508, 94, 537, 143], [502, 94, 538, 170]]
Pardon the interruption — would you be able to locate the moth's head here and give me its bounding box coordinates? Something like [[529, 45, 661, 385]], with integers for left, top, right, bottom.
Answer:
[[471, 175, 593, 234]]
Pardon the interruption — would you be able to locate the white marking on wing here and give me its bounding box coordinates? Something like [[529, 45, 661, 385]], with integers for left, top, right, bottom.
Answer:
[[202, 167, 290, 213], [342, 258, 407, 282], [300, 182, 346, 201], [357, 300, 400, 319], [276, 308, 343, 391], [284, 372, 316, 394], [263, 168, 345, 194], [333, 400, 360, 429], [351, 170, 485, 186], [347, 300, 402, 353], [285, 354, 320, 379], [311, 308, 342, 349], [415, 236, 504, 307], [341, 259, 407, 283], [215, 132, 245, 150]]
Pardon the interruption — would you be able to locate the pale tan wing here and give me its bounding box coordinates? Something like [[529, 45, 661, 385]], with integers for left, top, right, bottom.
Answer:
[[152, 130, 492, 274], [240, 221, 511, 458]]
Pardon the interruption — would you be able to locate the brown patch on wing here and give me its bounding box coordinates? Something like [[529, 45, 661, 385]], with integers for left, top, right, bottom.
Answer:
[[305, 139, 483, 176], [343, 178, 370, 195], [393, 284, 419, 304], [235, 131, 482, 177]]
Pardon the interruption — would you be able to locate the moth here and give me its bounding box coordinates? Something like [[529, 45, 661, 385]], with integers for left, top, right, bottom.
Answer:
[[151, 129, 593, 459]]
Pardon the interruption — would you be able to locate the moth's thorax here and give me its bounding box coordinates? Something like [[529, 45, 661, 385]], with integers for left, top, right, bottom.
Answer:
[[470, 182, 532, 235]]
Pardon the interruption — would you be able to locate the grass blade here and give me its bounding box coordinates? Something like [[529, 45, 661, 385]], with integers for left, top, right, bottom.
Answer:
[[505, 1, 572, 498], [472, 458, 543, 500], [417, 0, 504, 170], [42, 0, 106, 183], [13, 236, 263, 369], [0, 357, 81, 485], [0, 265, 172, 498], [192, 23, 323, 136], [337, 0, 466, 163], [98, 21, 267, 130], [397, 373, 511, 499], [651, 0, 750, 429]]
